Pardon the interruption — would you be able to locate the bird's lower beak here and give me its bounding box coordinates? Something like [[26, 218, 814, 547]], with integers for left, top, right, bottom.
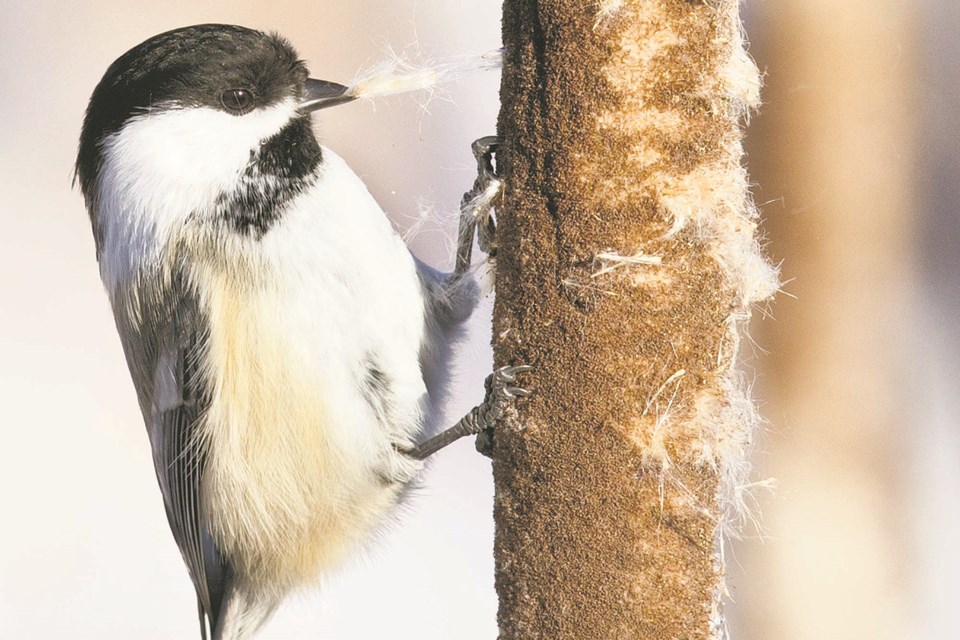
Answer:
[[300, 78, 356, 112]]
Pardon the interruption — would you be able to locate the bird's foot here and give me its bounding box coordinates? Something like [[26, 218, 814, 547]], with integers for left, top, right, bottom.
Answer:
[[453, 136, 501, 279], [473, 364, 532, 457], [403, 364, 532, 461]]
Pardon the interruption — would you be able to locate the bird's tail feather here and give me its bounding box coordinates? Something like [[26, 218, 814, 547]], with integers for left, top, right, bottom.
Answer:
[[211, 582, 280, 640]]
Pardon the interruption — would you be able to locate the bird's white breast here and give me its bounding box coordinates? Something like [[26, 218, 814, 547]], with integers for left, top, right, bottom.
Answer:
[[193, 150, 429, 590]]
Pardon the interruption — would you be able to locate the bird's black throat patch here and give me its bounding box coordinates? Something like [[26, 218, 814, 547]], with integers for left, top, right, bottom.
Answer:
[[216, 115, 322, 238]]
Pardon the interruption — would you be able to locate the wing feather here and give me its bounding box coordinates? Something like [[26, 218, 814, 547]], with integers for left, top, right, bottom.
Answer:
[[115, 283, 226, 636]]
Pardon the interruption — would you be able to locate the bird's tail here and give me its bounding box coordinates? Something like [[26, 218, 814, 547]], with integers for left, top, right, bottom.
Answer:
[[210, 581, 280, 640]]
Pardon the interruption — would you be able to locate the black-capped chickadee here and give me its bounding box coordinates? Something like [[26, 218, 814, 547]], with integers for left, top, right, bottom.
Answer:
[[75, 24, 527, 640]]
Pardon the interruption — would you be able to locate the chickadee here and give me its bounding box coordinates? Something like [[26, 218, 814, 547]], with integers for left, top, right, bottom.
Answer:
[[75, 24, 527, 640]]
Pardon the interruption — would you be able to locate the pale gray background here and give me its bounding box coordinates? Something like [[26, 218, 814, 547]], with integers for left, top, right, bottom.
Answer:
[[1, 2, 501, 638]]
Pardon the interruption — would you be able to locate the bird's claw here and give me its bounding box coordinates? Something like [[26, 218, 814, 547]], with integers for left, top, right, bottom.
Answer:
[[471, 136, 499, 185], [493, 363, 533, 383], [472, 137, 499, 257], [475, 364, 533, 457]]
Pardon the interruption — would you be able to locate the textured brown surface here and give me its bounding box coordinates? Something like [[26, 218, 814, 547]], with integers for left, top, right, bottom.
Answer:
[[492, 1, 751, 638]]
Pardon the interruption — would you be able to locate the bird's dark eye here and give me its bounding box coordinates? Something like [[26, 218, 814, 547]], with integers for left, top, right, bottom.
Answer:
[[220, 88, 255, 113]]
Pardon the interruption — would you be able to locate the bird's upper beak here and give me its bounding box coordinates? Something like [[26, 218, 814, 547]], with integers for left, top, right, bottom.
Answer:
[[300, 78, 356, 112]]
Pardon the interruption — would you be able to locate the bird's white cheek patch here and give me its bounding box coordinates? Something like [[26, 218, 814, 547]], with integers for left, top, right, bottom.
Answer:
[[97, 99, 299, 294], [100, 98, 298, 217]]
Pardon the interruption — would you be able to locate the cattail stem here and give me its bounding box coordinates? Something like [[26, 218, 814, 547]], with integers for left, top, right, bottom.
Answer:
[[490, 1, 776, 637]]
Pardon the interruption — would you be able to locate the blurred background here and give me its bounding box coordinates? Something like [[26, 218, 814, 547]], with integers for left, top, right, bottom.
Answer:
[[0, 1, 956, 638], [732, 2, 960, 639]]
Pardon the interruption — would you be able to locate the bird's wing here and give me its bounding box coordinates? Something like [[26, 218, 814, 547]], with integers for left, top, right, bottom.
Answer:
[[413, 257, 480, 433], [115, 288, 226, 638], [412, 257, 479, 330]]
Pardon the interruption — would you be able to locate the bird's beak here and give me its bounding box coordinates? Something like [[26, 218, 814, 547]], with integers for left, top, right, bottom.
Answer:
[[300, 78, 356, 112]]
